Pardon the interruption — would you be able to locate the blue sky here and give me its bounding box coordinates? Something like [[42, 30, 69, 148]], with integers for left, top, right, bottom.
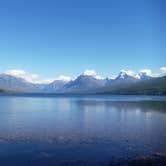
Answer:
[[0, 0, 165, 79]]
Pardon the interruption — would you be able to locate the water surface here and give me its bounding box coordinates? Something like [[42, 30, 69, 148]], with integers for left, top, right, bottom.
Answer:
[[0, 94, 166, 165]]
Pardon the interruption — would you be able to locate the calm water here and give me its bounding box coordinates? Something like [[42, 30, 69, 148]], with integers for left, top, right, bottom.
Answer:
[[0, 94, 166, 166]]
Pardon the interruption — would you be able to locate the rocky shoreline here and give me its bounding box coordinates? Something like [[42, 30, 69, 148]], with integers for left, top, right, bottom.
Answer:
[[105, 153, 166, 166]]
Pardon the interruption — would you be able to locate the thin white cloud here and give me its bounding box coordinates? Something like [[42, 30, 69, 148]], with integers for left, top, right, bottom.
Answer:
[[83, 69, 96, 76], [139, 69, 152, 76], [160, 66, 166, 73], [37, 79, 55, 84], [109, 75, 117, 79], [95, 75, 105, 80], [4, 70, 40, 83], [55, 75, 71, 82], [3, 70, 71, 84], [121, 69, 137, 76], [83, 69, 105, 80], [139, 69, 162, 77]]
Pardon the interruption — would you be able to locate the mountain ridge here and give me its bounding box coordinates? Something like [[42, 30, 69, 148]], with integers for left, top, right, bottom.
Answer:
[[0, 71, 164, 94], [98, 75, 166, 95]]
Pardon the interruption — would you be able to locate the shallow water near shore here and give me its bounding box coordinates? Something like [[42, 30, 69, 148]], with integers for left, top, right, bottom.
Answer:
[[0, 94, 166, 166]]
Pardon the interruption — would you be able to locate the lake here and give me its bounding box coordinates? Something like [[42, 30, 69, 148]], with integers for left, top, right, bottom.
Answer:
[[0, 94, 166, 166]]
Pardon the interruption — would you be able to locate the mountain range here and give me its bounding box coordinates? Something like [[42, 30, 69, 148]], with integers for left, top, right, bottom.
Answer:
[[98, 75, 166, 95], [0, 70, 165, 95]]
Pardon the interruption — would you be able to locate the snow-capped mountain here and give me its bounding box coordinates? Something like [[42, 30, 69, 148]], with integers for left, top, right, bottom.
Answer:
[[113, 70, 140, 83], [62, 75, 106, 93], [138, 71, 153, 80], [0, 74, 40, 92], [105, 71, 139, 87], [105, 70, 154, 87], [0, 70, 155, 93]]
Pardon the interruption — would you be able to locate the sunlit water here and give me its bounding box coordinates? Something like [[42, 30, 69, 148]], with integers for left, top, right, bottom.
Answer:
[[0, 94, 166, 165]]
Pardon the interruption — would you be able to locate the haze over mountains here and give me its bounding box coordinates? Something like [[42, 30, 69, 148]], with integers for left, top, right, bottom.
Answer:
[[0, 69, 165, 94]]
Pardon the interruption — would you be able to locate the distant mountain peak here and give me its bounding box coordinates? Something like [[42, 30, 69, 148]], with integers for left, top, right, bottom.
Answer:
[[61, 74, 106, 93], [138, 72, 153, 80], [0, 69, 159, 93], [116, 70, 139, 80]]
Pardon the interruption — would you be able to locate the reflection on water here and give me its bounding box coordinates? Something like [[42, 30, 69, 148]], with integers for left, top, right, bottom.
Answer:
[[0, 94, 166, 165]]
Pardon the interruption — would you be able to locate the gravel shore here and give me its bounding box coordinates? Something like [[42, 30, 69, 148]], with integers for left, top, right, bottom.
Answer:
[[105, 153, 166, 166]]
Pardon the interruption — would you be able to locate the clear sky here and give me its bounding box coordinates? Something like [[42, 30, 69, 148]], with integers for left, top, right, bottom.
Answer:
[[0, 0, 165, 79]]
